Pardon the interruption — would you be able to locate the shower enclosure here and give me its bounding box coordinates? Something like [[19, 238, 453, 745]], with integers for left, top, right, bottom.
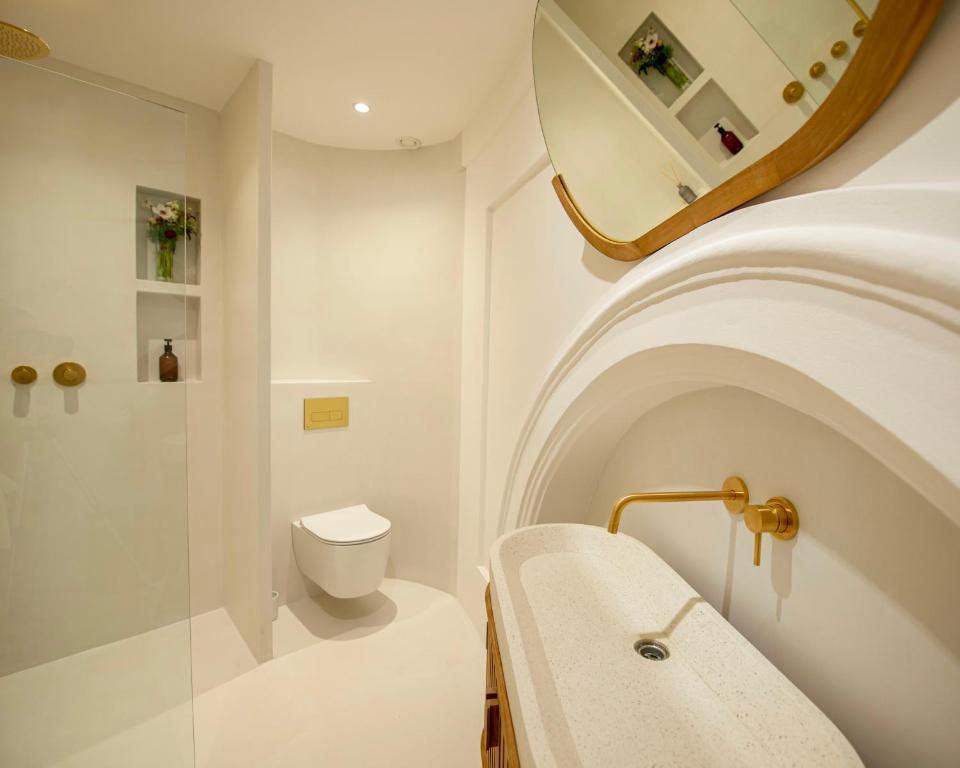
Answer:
[[0, 57, 195, 766]]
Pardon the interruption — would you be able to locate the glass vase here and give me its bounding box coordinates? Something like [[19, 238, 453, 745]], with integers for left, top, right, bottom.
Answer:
[[156, 239, 176, 282], [662, 60, 690, 91]]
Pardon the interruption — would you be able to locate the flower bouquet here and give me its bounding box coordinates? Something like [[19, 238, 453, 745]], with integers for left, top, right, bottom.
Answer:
[[144, 199, 198, 282], [630, 28, 689, 90]]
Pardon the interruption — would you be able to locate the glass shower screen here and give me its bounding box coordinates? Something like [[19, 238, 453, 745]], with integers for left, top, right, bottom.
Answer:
[[0, 57, 195, 767]]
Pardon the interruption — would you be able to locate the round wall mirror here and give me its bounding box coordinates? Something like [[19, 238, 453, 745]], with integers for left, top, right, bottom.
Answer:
[[532, 0, 941, 260]]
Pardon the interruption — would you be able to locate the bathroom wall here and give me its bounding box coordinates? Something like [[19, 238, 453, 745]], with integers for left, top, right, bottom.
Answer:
[[221, 60, 274, 662], [271, 134, 464, 600], [588, 387, 959, 768], [457, 35, 631, 624]]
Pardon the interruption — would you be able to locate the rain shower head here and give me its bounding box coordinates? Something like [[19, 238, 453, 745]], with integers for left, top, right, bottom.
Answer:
[[0, 20, 50, 60]]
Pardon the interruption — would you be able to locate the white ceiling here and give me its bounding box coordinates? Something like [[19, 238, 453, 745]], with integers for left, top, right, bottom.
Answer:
[[2, 0, 536, 149]]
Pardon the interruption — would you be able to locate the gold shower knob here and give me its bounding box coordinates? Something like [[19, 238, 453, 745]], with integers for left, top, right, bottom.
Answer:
[[809, 61, 826, 79], [782, 81, 805, 104], [10, 365, 38, 385], [53, 362, 86, 387], [853, 20, 868, 37], [831, 40, 849, 58]]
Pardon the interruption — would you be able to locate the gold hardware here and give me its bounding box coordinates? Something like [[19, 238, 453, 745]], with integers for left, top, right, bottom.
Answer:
[[303, 397, 349, 430], [845, 0, 870, 24], [853, 19, 868, 37], [743, 497, 799, 566], [809, 61, 826, 79], [0, 20, 50, 60], [10, 365, 37, 385], [607, 476, 749, 534], [782, 81, 805, 104], [607, 477, 800, 567], [52, 362, 86, 387], [831, 40, 850, 59]]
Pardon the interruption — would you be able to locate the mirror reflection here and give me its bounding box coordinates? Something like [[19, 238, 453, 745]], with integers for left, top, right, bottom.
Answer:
[[533, 0, 877, 242]]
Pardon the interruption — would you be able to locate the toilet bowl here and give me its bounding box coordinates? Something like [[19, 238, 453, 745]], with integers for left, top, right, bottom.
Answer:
[[291, 504, 391, 599]]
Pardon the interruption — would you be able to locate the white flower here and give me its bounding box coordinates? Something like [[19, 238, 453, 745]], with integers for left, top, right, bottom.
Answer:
[[152, 203, 176, 221], [642, 32, 659, 53]]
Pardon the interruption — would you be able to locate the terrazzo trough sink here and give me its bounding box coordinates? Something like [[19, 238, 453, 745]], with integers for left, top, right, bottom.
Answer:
[[489, 524, 863, 768]]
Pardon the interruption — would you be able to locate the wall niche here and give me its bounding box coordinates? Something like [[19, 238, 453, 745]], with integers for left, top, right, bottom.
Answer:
[[134, 186, 203, 382]]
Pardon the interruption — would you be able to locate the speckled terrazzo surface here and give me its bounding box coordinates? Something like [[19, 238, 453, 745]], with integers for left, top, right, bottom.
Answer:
[[489, 524, 863, 768]]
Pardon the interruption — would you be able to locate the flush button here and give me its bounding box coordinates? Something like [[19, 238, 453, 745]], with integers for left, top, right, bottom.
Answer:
[[304, 397, 349, 430]]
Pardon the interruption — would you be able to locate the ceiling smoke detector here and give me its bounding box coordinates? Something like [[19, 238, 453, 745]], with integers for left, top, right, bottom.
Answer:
[[397, 136, 422, 150]]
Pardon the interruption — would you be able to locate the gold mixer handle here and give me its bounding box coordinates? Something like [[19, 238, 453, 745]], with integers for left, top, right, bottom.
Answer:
[[743, 498, 799, 567], [53, 362, 87, 387], [10, 365, 38, 385]]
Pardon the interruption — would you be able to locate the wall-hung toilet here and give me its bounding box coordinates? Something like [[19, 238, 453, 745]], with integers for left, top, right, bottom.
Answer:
[[291, 504, 391, 599]]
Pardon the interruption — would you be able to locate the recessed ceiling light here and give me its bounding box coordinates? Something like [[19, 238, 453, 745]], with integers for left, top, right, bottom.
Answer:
[[353, 102, 370, 114], [397, 136, 422, 150]]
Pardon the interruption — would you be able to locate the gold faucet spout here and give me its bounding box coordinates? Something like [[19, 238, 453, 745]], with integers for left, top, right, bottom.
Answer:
[[607, 477, 749, 533]]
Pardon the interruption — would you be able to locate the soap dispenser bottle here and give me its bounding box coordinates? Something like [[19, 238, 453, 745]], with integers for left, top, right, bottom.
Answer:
[[714, 123, 743, 155], [159, 338, 179, 382]]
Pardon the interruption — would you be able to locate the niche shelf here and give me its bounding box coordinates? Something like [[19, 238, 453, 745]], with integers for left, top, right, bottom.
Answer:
[[135, 279, 201, 298], [134, 185, 203, 383], [618, 13, 703, 108], [136, 291, 201, 383], [675, 79, 759, 166], [136, 186, 201, 286]]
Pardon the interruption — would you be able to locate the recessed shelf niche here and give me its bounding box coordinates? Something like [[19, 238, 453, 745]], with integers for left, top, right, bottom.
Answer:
[[136, 186, 201, 285], [675, 79, 759, 165], [136, 291, 200, 382], [618, 13, 703, 108], [135, 185, 203, 383]]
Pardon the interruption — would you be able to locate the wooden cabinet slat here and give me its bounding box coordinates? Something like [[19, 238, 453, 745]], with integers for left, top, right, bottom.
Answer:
[[481, 585, 521, 767]]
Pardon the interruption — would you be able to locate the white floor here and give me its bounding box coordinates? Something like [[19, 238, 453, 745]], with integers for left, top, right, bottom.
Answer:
[[1, 579, 485, 767], [194, 579, 485, 767]]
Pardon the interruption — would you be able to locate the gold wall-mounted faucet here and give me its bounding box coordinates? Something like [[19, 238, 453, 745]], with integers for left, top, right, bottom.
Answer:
[[607, 476, 798, 567]]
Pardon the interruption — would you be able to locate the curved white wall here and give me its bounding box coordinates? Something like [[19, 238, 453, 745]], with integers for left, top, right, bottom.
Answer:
[[271, 134, 465, 600], [590, 387, 959, 768]]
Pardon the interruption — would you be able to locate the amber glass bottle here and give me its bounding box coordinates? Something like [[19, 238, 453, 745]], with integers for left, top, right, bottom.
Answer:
[[714, 123, 743, 155], [159, 338, 179, 382]]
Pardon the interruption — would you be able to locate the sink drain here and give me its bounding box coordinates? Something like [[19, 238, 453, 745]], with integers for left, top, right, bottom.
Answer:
[[634, 639, 669, 661]]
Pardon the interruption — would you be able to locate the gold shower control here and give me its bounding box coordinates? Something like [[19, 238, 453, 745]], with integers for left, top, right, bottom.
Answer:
[[304, 397, 349, 430], [10, 365, 37, 385], [53, 362, 86, 387]]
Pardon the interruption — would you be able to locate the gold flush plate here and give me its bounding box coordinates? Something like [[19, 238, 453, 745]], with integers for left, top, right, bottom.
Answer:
[[304, 397, 349, 430]]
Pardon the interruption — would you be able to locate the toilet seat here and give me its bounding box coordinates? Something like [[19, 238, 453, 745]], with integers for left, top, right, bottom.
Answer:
[[299, 504, 391, 546]]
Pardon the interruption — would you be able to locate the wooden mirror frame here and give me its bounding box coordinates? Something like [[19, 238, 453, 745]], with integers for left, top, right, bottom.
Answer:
[[550, 0, 942, 262]]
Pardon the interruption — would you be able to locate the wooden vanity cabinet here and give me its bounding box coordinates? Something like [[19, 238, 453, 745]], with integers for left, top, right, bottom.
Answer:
[[482, 586, 521, 767]]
